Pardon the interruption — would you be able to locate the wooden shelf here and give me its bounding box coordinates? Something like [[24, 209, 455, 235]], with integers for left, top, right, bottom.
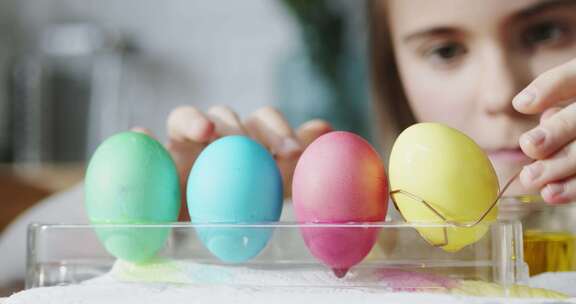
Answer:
[[0, 163, 85, 233]]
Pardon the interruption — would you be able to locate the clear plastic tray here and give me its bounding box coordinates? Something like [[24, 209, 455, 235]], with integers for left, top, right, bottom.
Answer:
[[26, 220, 527, 292], [500, 198, 576, 276]]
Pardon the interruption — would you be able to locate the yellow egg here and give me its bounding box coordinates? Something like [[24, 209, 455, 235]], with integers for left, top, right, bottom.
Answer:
[[389, 123, 499, 252]]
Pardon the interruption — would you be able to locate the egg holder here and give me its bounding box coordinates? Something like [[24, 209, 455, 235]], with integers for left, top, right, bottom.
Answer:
[[390, 171, 521, 248], [25, 219, 528, 293]]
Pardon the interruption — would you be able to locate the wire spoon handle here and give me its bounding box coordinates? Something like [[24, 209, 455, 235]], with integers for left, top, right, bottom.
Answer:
[[447, 170, 521, 227], [390, 170, 522, 228]]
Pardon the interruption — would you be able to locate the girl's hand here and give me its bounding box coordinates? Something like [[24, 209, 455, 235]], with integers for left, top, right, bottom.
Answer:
[[514, 58, 576, 204], [165, 105, 332, 220]]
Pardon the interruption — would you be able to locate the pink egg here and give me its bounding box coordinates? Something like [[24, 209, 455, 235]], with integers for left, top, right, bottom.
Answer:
[[292, 131, 388, 277]]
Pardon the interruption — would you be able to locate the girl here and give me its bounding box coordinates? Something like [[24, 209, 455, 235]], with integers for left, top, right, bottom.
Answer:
[[164, 0, 576, 222]]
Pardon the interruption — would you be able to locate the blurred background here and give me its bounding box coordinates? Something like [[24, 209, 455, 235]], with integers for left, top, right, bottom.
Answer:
[[2, 1, 576, 298], [0, 0, 372, 294]]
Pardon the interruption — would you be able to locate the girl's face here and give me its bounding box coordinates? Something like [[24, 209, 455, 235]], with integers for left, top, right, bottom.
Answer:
[[386, 0, 576, 195]]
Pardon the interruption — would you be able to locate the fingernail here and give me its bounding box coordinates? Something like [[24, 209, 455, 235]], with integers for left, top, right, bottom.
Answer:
[[278, 137, 302, 158], [513, 90, 535, 108], [522, 162, 543, 182], [522, 128, 546, 147], [187, 120, 214, 143], [543, 183, 565, 199]]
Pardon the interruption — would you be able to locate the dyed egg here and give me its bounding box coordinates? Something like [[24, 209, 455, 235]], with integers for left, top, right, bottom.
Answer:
[[389, 123, 499, 252], [85, 132, 180, 263], [187, 136, 283, 263], [292, 131, 388, 277]]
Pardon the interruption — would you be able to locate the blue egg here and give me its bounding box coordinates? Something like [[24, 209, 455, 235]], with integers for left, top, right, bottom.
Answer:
[[187, 136, 283, 263]]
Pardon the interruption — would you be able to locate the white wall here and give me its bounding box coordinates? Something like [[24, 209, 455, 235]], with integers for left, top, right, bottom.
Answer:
[[14, 0, 301, 143]]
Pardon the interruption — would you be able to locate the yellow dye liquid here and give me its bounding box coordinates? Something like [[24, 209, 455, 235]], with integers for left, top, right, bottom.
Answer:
[[524, 230, 576, 276]]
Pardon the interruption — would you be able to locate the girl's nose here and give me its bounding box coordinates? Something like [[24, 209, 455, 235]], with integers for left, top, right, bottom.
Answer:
[[477, 46, 530, 115]]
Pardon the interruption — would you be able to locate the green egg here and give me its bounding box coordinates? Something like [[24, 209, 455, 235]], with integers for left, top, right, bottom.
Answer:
[[85, 132, 180, 263]]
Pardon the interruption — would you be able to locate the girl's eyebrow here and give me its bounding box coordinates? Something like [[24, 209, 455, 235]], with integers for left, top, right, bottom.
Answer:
[[403, 27, 460, 43], [514, 0, 576, 19], [402, 0, 576, 44]]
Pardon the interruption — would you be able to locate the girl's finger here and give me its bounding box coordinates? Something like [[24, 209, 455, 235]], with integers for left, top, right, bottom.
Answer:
[[130, 126, 156, 138], [296, 119, 333, 146], [244, 106, 303, 158], [519, 141, 576, 190], [277, 119, 331, 199], [540, 107, 563, 123], [541, 176, 576, 204], [167, 106, 214, 143], [206, 105, 246, 138], [513, 58, 576, 114], [519, 102, 576, 159], [166, 138, 205, 222]]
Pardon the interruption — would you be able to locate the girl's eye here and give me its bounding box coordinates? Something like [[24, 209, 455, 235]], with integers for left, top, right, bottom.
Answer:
[[424, 42, 467, 67], [523, 21, 573, 50]]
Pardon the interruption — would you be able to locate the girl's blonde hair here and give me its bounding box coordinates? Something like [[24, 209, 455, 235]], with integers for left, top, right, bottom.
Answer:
[[368, 0, 416, 159]]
